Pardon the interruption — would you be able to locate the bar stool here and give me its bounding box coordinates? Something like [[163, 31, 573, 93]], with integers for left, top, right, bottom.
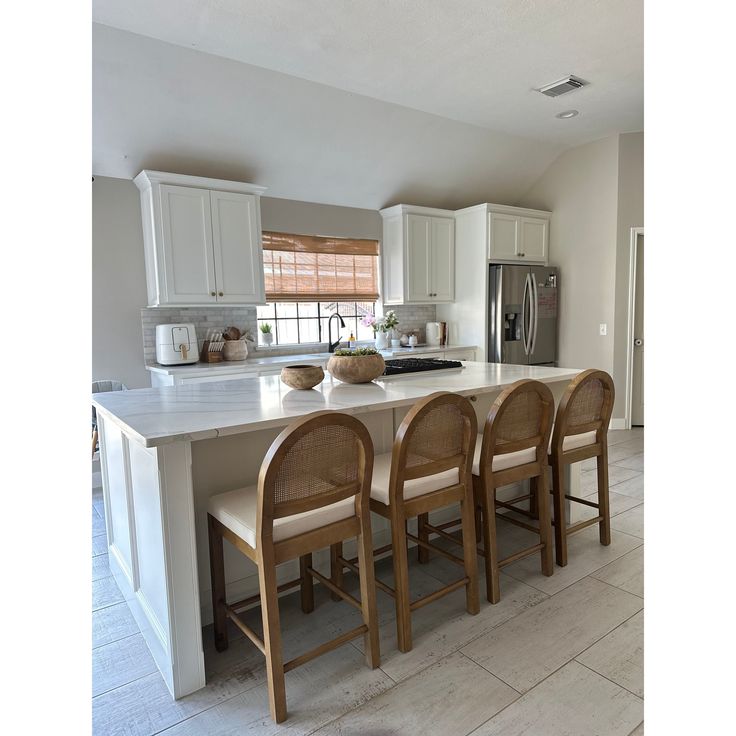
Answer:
[[331, 392, 479, 654], [207, 411, 380, 724], [548, 369, 615, 566], [472, 379, 555, 603]]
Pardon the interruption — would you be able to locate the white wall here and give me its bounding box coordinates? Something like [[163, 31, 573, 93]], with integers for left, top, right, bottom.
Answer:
[[518, 136, 621, 378]]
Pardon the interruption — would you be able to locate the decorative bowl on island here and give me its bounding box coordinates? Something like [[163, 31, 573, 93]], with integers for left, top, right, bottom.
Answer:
[[326, 348, 386, 384], [280, 364, 325, 390]]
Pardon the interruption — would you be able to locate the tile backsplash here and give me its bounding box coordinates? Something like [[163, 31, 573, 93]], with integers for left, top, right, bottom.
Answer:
[[141, 303, 436, 364]]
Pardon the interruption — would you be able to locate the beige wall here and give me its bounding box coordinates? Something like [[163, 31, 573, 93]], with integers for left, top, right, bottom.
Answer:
[[92, 177, 149, 389], [613, 132, 644, 416], [518, 136, 621, 379], [518, 132, 643, 420], [92, 176, 383, 388]]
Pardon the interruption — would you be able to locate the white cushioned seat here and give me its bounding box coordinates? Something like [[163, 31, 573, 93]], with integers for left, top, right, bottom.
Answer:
[[550, 430, 597, 454], [370, 451, 460, 505], [207, 485, 356, 549], [472, 434, 537, 476]]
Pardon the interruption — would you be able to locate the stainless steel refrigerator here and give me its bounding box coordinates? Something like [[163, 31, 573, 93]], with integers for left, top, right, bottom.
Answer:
[[489, 264, 559, 366]]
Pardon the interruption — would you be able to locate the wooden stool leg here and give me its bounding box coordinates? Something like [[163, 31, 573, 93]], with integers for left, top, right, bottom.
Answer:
[[299, 553, 314, 613], [329, 542, 343, 602], [91, 428, 98, 460], [390, 511, 413, 652], [207, 515, 228, 652], [551, 461, 568, 567], [597, 449, 611, 546], [474, 502, 482, 542], [529, 476, 539, 520], [259, 549, 287, 723], [356, 520, 380, 668], [417, 512, 430, 563], [459, 484, 480, 614], [480, 485, 501, 603], [536, 470, 554, 577]]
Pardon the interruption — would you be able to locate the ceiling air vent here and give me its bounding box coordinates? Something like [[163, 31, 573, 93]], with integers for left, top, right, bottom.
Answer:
[[537, 75, 588, 98]]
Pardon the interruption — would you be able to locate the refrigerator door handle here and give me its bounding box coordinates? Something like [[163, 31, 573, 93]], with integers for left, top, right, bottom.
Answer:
[[530, 272, 539, 357], [521, 273, 531, 356]]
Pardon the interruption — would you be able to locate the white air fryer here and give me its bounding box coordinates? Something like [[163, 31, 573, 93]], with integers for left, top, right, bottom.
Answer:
[[155, 323, 199, 365]]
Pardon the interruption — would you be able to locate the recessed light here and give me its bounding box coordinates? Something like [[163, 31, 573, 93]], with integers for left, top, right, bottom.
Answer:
[[556, 110, 579, 119]]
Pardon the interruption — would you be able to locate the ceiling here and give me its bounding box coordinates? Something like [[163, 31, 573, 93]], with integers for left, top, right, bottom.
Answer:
[[93, 0, 643, 146], [92, 1, 642, 210]]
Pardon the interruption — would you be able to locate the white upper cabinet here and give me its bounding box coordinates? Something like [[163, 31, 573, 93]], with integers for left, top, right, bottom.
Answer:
[[487, 207, 549, 264], [135, 171, 267, 307], [380, 205, 455, 305]]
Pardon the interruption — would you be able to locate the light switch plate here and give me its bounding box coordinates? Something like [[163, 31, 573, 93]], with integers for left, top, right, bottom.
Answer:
[[599, 323, 607, 336]]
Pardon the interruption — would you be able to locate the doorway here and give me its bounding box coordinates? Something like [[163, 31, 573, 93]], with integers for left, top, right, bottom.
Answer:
[[626, 228, 644, 428]]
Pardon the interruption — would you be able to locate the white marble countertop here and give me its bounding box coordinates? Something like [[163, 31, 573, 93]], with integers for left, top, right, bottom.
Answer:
[[146, 344, 478, 375], [94, 362, 581, 448]]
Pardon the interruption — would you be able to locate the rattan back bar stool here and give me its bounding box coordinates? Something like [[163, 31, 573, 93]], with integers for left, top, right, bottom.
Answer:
[[474, 379, 555, 602], [207, 411, 380, 723], [331, 392, 479, 653], [549, 369, 615, 566]]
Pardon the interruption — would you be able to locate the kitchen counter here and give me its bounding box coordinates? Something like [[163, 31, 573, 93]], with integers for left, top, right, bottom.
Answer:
[[94, 360, 582, 700], [97, 361, 576, 448], [146, 343, 478, 378]]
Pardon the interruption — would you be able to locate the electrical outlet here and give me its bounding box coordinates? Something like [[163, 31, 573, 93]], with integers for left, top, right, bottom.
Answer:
[[599, 323, 607, 336]]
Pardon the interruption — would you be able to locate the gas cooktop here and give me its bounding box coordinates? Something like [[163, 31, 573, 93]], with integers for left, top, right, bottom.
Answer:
[[382, 358, 463, 376]]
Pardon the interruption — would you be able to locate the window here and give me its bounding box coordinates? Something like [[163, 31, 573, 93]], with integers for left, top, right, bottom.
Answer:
[[257, 301, 376, 346], [259, 231, 381, 346]]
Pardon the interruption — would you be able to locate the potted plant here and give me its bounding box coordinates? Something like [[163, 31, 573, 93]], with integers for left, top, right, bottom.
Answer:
[[326, 347, 386, 384], [362, 311, 399, 350], [382, 310, 400, 347], [259, 322, 274, 346]]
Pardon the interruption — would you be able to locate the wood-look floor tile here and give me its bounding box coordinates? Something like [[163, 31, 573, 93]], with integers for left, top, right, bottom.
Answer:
[[93, 633, 158, 697], [353, 572, 547, 683], [461, 577, 642, 693], [591, 547, 644, 598], [92, 553, 111, 582], [607, 429, 643, 447], [628, 722, 644, 735], [92, 507, 106, 535], [114, 644, 393, 736], [502, 526, 642, 596], [611, 505, 644, 539], [603, 473, 644, 500], [93, 575, 124, 611], [469, 660, 642, 736], [581, 464, 641, 494], [577, 611, 644, 697], [312, 652, 518, 736], [579, 491, 642, 520], [93, 601, 140, 649], [614, 453, 644, 472], [92, 533, 108, 557]]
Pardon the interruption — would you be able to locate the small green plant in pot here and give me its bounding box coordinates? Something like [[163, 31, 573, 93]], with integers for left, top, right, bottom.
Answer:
[[327, 347, 386, 384], [259, 322, 274, 346]]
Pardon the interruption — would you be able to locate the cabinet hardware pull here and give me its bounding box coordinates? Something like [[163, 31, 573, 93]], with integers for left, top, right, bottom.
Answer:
[[218, 291, 224, 297], [210, 291, 216, 297]]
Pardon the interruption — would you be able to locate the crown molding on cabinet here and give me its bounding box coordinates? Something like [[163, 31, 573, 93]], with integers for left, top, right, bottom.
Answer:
[[134, 170, 268, 196]]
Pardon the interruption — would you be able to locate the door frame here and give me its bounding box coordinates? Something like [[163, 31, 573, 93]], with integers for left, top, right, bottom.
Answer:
[[624, 227, 644, 429]]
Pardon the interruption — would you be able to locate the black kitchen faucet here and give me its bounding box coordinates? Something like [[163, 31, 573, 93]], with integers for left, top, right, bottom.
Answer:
[[327, 312, 346, 352]]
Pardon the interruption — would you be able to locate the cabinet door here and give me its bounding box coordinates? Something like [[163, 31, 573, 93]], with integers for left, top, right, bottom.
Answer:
[[429, 217, 454, 301], [210, 191, 266, 304], [406, 215, 432, 302], [382, 216, 405, 305], [520, 217, 548, 263], [159, 185, 217, 304], [488, 212, 519, 260]]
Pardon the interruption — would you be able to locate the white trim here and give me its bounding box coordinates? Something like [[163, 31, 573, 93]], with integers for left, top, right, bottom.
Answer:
[[379, 203, 455, 218], [610, 418, 628, 431], [624, 227, 644, 429], [134, 169, 267, 196]]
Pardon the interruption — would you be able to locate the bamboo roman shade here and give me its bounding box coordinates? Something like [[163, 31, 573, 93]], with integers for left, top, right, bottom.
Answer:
[[262, 231, 380, 302]]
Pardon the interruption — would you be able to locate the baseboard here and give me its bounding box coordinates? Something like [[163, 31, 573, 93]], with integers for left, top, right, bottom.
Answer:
[[610, 418, 627, 430]]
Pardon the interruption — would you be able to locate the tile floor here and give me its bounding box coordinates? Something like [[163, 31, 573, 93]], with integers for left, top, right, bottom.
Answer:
[[92, 428, 644, 735]]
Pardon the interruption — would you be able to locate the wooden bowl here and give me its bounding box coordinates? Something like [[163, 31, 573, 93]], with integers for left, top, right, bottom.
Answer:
[[280, 364, 325, 390], [326, 354, 386, 384]]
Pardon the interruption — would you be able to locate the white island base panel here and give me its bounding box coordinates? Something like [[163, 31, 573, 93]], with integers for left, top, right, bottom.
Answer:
[[95, 363, 584, 700]]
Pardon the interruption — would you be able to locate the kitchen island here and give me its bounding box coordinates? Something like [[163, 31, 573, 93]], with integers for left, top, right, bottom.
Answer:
[[93, 362, 583, 699]]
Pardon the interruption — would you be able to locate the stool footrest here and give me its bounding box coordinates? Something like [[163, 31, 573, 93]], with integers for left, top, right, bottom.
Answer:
[[498, 542, 544, 568], [306, 566, 362, 611], [565, 493, 599, 509], [494, 510, 541, 534], [338, 555, 395, 597], [225, 605, 266, 654], [283, 624, 368, 673], [228, 577, 302, 613], [567, 516, 604, 535], [405, 530, 465, 567], [409, 578, 468, 611]]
